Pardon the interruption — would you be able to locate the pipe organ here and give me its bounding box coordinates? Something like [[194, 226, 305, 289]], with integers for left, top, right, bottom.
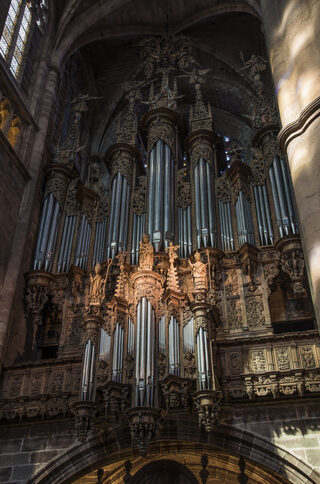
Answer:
[[27, 39, 314, 457]]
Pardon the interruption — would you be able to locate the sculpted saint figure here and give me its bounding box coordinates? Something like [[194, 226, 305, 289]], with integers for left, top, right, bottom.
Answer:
[[139, 234, 154, 270], [165, 241, 180, 266], [89, 263, 106, 304], [188, 251, 208, 292]]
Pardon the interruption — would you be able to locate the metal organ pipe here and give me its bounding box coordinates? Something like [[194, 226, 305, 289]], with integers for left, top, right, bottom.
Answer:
[[81, 339, 96, 401], [183, 318, 194, 354], [194, 158, 216, 249], [178, 205, 192, 258], [33, 193, 61, 271], [235, 191, 255, 246], [269, 157, 299, 237], [253, 184, 273, 246], [112, 323, 124, 383], [99, 328, 111, 359], [107, 172, 131, 258], [147, 140, 174, 251], [168, 316, 180, 376], [135, 298, 155, 407], [131, 213, 146, 265], [196, 327, 211, 390], [74, 214, 92, 270]]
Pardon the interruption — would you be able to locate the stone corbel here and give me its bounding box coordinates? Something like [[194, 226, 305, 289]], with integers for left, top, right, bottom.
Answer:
[[276, 236, 305, 297]]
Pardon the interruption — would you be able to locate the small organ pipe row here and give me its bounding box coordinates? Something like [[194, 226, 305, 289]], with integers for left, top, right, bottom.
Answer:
[[178, 205, 192, 258], [218, 200, 234, 252], [131, 213, 146, 265], [57, 215, 76, 273], [33, 193, 61, 271], [253, 184, 274, 245], [269, 157, 299, 238], [106, 172, 131, 259], [235, 190, 255, 246], [112, 323, 124, 383], [147, 140, 174, 251], [168, 316, 180, 376], [74, 214, 92, 270], [196, 327, 211, 390], [92, 217, 107, 268], [135, 298, 155, 407], [81, 339, 96, 401], [194, 158, 217, 248]]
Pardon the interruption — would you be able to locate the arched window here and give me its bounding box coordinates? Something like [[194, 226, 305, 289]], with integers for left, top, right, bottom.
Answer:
[[0, 0, 33, 78]]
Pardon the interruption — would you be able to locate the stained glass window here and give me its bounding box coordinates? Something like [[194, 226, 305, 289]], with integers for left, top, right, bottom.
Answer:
[[0, 1, 32, 78]]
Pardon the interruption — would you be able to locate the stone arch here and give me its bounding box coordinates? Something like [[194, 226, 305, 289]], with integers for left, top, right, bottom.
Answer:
[[29, 423, 320, 484], [51, 0, 261, 68], [131, 459, 199, 484]]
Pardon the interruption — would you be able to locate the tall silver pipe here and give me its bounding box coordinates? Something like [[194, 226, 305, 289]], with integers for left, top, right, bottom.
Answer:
[[39, 193, 55, 261], [153, 141, 162, 250], [206, 161, 215, 247], [178, 208, 182, 257], [164, 144, 170, 247], [88, 344, 95, 400], [203, 329, 210, 389], [269, 165, 284, 238], [254, 186, 264, 245], [187, 205, 192, 255], [183, 207, 188, 258], [83, 221, 92, 269], [131, 214, 137, 264], [146, 300, 152, 405], [284, 162, 299, 233], [194, 163, 201, 248], [273, 158, 289, 235], [57, 216, 69, 273], [136, 215, 141, 263], [262, 184, 274, 244], [258, 185, 269, 245], [123, 185, 130, 251], [33, 195, 49, 269], [280, 159, 296, 234], [44, 200, 60, 271], [112, 173, 123, 256], [148, 148, 155, 241], [139, 297, 147, 405], [80, 218, 88, 268], [118, 177, 128, 252], [75, 214, 85, 267], [199, 159, 208, 247], [106, 175, 117, 258], [135, 300, 141, 405], [219, 201, 226, 251], [65, 216, 76, 271], [81, 340, 90, 400], [226, 203, 232, 250]]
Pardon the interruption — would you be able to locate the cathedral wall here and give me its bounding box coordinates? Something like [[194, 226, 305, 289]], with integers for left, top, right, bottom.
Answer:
[[0, 421, 75, 483], [227, 402, 320, 475], [0, 133, 29, 292]]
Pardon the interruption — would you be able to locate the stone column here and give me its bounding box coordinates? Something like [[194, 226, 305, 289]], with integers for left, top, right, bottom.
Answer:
[[261, 1, 320, 330], [0, 66, 59, 365]]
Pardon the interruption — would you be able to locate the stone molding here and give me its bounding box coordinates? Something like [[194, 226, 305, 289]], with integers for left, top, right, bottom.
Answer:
[[278, 95, 320, 151]]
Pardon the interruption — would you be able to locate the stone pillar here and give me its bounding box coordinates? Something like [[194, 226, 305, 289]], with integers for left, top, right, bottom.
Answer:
[[0, 66, 59, 365], [261, 1, 320, 330]]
